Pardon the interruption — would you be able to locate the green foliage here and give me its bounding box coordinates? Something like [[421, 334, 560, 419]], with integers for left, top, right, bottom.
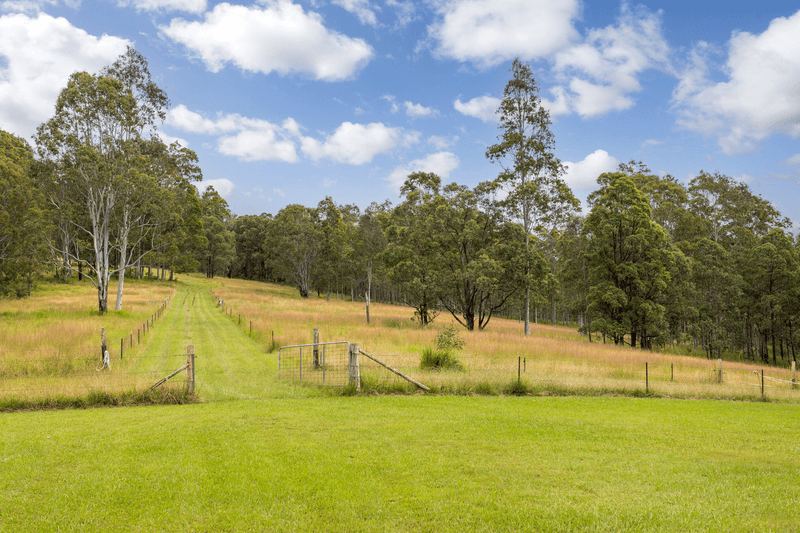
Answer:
[[583, 173, 676, 348], [435, 324, 465, 353], [419, 346, 464, 371], [0, 129, 48, 298]]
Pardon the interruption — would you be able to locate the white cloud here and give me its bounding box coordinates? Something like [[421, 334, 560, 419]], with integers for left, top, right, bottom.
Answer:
[[550, 5, 670, 117], [641, 139, 663, 149], [386, 0, 415, 27], [784, 154, 800, 166], [563, 149, 620, 190], [157, 131, 189, 147], [218, 128, 298, 163], [201, 178, 235, 197], [386, 151, 460, 191], [672, 10, 800, 154], [427, 135, 456, 150], [332, 0, 377, 26], [301, 122, 416, 165], [118, 0, 205, 14], [381, 94, 399, 113], [428, 0, 580, 68], [404, 101, 437, 118], [453, 95, 500, 123], [0, 0, 79, 14], [160, 0, 374, 81], [0, 13, 129, 140], [166, 105, 299, 162]]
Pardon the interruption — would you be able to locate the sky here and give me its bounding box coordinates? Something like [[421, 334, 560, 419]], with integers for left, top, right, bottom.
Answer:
[[1, 0, 799, 225]]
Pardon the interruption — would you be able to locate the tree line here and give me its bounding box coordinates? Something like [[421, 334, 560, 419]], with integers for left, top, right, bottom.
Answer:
[[2, 52, 798, 367]]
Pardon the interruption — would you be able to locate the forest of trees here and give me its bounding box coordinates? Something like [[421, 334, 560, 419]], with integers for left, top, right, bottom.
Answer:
[[2, 51, 799, 368]]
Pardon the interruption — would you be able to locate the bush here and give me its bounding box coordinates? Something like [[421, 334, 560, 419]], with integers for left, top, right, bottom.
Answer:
[[435, 325, 465, 353], [420, 346, 464, 371]]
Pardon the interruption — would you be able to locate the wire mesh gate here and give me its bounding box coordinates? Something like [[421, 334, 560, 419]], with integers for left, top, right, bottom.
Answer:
[[278, 341, 358, 387]]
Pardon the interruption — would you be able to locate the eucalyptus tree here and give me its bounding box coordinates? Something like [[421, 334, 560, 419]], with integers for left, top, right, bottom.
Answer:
[[354, 201, 389, 323], [0, 130, 48, 297], [34, 47, 173, 313], [381, 172, 444, 326], [273, 204, 322, 298], [486, 58, 578, 336], [432, 181, 526, 331], [583, 173, 675, 348], [199, 186, 234, 279]]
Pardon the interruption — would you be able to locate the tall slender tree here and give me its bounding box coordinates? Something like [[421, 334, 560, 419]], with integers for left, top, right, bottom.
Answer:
[[486, 58, 578, 336]]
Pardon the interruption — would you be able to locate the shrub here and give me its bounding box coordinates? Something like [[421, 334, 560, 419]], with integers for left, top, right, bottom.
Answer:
[[435, 325, 465, 353], [420, 346, 464, 371]]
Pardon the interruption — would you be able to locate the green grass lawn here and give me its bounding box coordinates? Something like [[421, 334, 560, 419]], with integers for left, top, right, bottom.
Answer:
[[1, 277, 799, 532]]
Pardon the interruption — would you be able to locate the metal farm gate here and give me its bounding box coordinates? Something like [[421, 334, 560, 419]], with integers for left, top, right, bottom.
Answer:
[[278, 341, 359, 388]]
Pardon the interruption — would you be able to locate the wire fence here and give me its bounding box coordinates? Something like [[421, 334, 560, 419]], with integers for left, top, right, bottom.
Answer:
[[0, 353, 192, 399]]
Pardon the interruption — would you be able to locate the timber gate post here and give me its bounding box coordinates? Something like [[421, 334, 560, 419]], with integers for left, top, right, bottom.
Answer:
[[349, 343, 360, 391]]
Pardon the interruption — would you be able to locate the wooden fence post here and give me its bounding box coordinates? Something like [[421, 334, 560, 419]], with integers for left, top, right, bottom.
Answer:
[[645, 362, 649, 393], [120, 338, 124, 359], [792, 361, 796, 390], [187, 345, 195, 393], [313, 328, 320, 369], [101, 328, 107, 364], [718, 358, 722, 383], [349, 343, 360, 391]]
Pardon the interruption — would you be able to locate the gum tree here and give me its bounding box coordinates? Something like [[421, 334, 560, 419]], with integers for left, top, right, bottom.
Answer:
[[486, 58, 578, 336]]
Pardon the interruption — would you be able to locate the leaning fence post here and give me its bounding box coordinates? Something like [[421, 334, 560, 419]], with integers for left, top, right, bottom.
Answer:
[[187, 344, 195, 393], [349, 343, 360, 391]]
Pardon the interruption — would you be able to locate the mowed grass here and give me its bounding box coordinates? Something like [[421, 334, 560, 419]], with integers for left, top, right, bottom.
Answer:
[[3, 275, 800, 532], [208, 276, 800, 401], [1, 396, 799, 532]]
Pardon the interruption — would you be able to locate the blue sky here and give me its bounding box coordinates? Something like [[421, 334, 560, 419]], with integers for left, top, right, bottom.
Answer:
[[1, 0, 799, 225]]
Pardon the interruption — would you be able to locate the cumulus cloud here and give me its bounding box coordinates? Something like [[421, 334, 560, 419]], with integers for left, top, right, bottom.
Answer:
[[386, 0, 415, 27], [427, 135, 456, 150], [672, 10, 800, 154], [0, 13, 129, 140], [332, 0, 378, 26], [118, 0, 205, 13], [784, 154, 800, 166], [641, 139, 663, 149], [0, 0, 80, 13], [453, 95, 500, 123], [404, 101, 437, 118], [549, 5, 671, 117], [563, 150, 620, 190], [301, 122, 417, 165], [168, 105, 417, 165], [167, 105, 299, 162], [428, 0, 580, 68], [200, 178, 235, 198], [386, 151, 460, 191], [160, 0, 374, 81]]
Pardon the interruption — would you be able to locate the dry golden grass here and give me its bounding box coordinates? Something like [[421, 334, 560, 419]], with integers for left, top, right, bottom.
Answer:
[[209, 276, 800, 401], [0, 278, 179, 401]]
